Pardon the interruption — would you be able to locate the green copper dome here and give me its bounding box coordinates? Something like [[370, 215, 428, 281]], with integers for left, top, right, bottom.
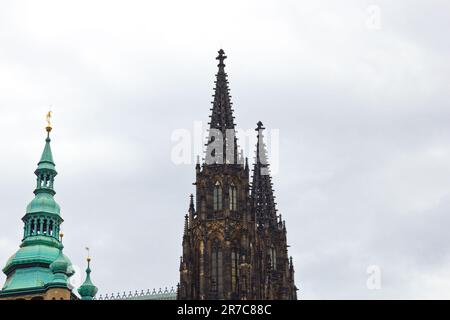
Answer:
[[0, 127, 74, 296], [47, 248, 72, 287], [2, 244, 73, 291], [50, 249, 69, 274], [26, 193, 61, 215], [78, 259, 98, 300]]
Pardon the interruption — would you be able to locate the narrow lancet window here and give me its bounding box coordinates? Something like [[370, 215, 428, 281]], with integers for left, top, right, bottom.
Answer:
[[231, 246, 240, 292], [213, 182, 222, 211], [270, 246, 277, 270], [229, 184, 237, 211], [211, 240, 223, 297]]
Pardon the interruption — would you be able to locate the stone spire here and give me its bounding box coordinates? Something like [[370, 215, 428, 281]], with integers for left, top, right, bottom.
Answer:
[[209, 49, 235, 132], [205, 49, 239, 165], [189, 194, 195, 213], [251, 121, 277, 227]]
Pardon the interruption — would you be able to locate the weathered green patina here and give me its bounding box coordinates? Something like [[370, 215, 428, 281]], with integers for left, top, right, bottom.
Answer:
[[78, 258, 98, 300], [0, 129, 74, 297]]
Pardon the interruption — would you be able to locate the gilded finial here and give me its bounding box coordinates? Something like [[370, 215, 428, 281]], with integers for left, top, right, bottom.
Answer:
[[85, 247, 91, 263], [46, 111, 52, 133]]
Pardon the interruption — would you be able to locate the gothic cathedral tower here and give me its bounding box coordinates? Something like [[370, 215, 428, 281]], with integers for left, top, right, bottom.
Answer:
[[178, 50, 298, 300]]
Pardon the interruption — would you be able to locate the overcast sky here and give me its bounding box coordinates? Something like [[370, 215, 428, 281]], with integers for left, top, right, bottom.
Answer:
[[1, 0, 450, 299]]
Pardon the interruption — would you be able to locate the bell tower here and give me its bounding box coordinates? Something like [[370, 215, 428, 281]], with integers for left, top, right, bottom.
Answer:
[[0, 113, 76, 300]]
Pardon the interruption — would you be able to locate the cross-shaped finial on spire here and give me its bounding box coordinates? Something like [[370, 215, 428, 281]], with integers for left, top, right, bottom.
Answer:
[[256, 121, 265, 131], [216, 49, 227, 67]]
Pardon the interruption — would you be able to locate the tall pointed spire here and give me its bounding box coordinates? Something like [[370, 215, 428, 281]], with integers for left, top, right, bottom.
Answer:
[[27, 114, 60, 216], [206, 49, 239, 165], [183, 214, 189, 236], [1, 113, 74, 297], [251, 121, 277, 227], [209, 49, 235, 132]]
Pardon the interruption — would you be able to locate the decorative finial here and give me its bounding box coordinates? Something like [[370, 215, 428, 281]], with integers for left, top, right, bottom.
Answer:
[[59, 232, 64, 242], [256, 121, 264, 131], [45, 111, 52, 133], [78, 246, 98, 300], [216, 49, 227, 68]]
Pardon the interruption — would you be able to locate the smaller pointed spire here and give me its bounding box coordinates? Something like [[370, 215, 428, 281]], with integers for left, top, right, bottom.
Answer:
[[184, 214, 189, 235], [38, 137, 55, 168], [251, 121, 277, 226], [188, 194, 195, 226], [38, 111, 55, 169], [189, 194, 195, 212], [78, 248, 98, 300], [49, 247, 69, 285]]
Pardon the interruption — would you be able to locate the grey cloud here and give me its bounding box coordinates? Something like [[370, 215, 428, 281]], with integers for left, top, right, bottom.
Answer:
[[0, 0, 449, 298]]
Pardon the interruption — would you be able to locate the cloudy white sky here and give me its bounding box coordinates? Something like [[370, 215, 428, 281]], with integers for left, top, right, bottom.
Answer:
[[1, 0, 450, 299]]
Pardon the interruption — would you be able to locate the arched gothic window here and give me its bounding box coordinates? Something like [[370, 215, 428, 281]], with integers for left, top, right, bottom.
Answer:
[[213, 182, 222, 211], [211, 240, 223, 297], [194, 241, 204, 299], [231, 245, 240, 292], [269, 245, 277, 270], [229, 184, 237, 211]]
